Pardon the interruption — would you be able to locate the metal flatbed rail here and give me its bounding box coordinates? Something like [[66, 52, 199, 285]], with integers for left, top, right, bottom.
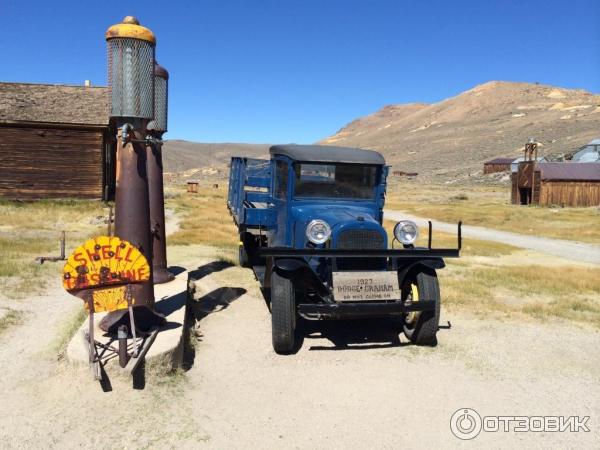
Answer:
[[260, 248, 460, 258], [259, 221, 462, 259]]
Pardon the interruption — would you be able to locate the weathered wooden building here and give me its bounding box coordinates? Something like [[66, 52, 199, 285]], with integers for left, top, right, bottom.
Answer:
[[483, 157, 513, 174], [0, 82, 115, 200], [511, 162, 600, 207]]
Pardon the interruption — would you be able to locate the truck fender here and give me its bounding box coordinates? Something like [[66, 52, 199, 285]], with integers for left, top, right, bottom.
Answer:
[[397, 258, 445, 287], [273, 258, 329, 297]]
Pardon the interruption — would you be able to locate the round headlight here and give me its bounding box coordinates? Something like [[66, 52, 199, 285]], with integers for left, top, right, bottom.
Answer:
[[306, 219, 331, 245], [394, 220, 419, 245]]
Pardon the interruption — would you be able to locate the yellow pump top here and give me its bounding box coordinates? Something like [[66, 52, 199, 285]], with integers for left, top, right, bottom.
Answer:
[[105, 16, 156, 45]]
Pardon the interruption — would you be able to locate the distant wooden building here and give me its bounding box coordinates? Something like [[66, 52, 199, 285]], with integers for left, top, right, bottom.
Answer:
[[483, 157, 513, 174], [0, 82, 115, 200], [511, 162, 600, 207], [392, 170, 418, 177]]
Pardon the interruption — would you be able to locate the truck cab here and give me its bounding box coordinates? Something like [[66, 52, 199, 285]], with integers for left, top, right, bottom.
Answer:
[[269, 145, 387, 252], [228, 144, 461, 354]]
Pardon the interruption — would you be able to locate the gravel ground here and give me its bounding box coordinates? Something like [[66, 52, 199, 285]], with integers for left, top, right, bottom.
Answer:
[[1, 246, 598, 449]]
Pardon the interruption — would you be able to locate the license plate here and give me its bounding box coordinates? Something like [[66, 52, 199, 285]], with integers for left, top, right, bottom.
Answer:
[[332, 271, 400, 302]]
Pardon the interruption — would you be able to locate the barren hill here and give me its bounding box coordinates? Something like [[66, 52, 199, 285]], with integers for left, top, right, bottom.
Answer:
[[162, 140, 270, 175], [320, 81, 600, 180]]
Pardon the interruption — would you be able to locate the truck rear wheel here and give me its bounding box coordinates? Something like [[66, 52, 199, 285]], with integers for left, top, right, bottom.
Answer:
[[270, 271, 297, 354], [403, 268, 440, 346]]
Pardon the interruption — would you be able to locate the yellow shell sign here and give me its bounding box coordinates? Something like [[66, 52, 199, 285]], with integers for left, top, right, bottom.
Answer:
[[62, 236, 150, 292]]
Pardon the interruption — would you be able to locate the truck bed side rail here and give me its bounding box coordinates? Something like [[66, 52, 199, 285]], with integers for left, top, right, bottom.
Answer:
[[228, 156, 276, 228]]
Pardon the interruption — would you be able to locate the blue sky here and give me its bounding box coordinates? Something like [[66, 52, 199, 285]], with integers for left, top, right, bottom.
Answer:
[[1, 0, 598, 143]]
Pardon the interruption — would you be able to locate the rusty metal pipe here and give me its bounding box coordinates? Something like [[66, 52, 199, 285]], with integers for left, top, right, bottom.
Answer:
[[114, 122, 155, 307], [36, 231, 66, 264], [107, 205, 113, 236], [146, 62, 173, 284], [146, 132, 174, 284], [118, 325, 128, 368]]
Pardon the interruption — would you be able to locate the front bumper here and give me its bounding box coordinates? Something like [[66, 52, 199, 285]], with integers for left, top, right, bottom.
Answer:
[[298, 300, 436, 320], [260, 220, 462, 259], [261, 248, 459, 258]]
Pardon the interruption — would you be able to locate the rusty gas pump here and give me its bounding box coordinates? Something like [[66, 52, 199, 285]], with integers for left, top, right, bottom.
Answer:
[[60, 16, 170, 387], [100, 16, 167, 338], [105, 16, 156, 308], [147, 62, 174, 284]]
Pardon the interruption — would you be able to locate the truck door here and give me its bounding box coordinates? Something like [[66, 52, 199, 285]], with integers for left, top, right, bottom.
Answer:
[[272, 159, 289, 246]]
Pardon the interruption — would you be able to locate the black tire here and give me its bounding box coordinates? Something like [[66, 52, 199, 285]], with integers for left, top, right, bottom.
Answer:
[[403, 268, 440, 346], [238, 245, 249, 268], [270, 271, 296, 354]]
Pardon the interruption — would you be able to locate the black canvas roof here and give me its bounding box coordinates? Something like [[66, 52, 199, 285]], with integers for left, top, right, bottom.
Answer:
[[270, 144, 385, 165]]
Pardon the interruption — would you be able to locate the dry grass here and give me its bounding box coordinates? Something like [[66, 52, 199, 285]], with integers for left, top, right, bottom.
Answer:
[[0, 198, 105, 230], [386, 181, 600, 244], [0, 309, 25, 335], [0, 199, 107, 299], [442, 263, 600, 328], [166, 185, 239, 251], [383, 217, 600, 327], [53, 307, 87, 357]]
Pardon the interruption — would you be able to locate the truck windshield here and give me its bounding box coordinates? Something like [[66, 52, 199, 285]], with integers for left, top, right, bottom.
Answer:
[[293, 163, 378, 199]]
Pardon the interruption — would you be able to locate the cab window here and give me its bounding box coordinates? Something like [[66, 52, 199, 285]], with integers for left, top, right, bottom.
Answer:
[[294, 163, 378, 199]]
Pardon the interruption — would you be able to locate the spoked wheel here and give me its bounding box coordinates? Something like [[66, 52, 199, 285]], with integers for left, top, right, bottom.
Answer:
[[402, 268, 440, 346], [270, 271, 297, 354]]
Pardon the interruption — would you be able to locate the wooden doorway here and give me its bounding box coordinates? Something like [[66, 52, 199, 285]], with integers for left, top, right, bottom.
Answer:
[[519, 187, 532, 205]]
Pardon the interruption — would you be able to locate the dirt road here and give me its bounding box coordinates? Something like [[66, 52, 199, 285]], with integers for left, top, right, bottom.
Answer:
[[385, 209, 600, 265], [1, 245, 598, 449]]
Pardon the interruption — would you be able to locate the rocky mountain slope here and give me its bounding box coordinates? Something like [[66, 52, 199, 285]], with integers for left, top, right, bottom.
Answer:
[[162, 140, 270, 175], [320, 81, 600, 180], [161, 82, 599, 181]]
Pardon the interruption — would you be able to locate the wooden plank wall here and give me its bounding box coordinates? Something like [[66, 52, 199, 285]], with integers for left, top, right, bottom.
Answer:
[[0, 125, 104, 199], [540, 181, 600, 207], [532, 172, 541, 204], [517, 162, 535, 187], [483, 163, 510, 174]]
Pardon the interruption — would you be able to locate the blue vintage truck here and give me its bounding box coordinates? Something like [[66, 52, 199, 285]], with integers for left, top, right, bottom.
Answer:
[[228, 144, 461, 354]]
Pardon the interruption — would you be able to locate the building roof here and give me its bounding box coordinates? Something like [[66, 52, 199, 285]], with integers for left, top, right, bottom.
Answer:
[[484, 157, 514, 165], [511, 156, 547, 172], [572, 139, 600, 163], [0, 82, 109, 126], [512, 156, 547, 164], [539, 162, 600, 182], [270, 144, 386, 165]]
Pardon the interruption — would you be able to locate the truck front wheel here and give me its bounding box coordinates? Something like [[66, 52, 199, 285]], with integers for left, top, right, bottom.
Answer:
[[270, 271, 297, 354], [402, 268, 440, 346]]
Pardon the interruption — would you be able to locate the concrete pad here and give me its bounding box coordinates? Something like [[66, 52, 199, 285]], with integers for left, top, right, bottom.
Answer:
[[66, 270, 189, 369]]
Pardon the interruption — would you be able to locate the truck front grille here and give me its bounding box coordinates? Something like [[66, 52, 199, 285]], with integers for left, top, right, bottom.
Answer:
[[335, 229, 386, 271], [337, 230, 385, 249]]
